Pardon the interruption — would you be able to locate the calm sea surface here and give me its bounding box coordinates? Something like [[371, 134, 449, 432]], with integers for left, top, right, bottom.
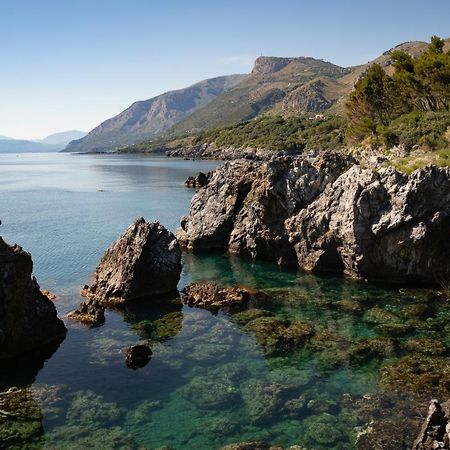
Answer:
[[0, 152, 439, 449]]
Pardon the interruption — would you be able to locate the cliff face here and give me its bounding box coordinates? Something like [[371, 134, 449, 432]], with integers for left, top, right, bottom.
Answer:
[[64, 74, 246, 153], [0, 238, 66, 359], [178, 154, 450, 285]]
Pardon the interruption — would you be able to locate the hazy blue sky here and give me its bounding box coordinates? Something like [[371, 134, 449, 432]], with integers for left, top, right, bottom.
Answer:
[[1, 0, 449, 139]]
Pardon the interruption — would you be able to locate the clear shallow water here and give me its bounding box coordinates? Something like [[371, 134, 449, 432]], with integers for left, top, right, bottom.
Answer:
[[0, 153, 446, 449]]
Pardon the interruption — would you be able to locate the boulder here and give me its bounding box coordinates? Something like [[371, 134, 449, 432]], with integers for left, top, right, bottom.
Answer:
[[412, 399, 450, 449], [0, 237, 66, 359], [81, 219, 181, 305], [125, 344, 152, 370]]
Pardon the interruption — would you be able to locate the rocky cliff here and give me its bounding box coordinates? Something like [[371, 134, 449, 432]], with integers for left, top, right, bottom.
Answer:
[[0, 238, 66, 359], [178, 154, 450, 285]]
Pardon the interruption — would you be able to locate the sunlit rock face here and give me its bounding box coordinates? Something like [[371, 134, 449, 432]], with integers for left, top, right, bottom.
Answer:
[[81, 218, 182, 305]]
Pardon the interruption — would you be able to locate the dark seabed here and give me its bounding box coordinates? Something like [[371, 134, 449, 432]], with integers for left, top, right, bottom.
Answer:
[[0, 153, 445, 449]]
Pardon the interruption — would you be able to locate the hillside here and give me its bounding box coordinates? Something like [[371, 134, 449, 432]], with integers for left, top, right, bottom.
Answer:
[[63, 75, 246, 153], [168, 57, 350, 136]]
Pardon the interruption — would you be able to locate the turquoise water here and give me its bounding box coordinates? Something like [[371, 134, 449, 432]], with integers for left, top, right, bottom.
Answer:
[[0, 153, 446, 449]]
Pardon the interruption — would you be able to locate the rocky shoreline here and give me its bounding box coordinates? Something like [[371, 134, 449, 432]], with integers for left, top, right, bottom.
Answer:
[[177, 151, 450, 286]]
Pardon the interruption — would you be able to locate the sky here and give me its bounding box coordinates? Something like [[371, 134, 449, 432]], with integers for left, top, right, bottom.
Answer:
[[0, 0, 449, 140]]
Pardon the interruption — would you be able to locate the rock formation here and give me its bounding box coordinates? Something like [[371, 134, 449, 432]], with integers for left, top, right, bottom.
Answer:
[[81, 218, 181, 305], [182, 283, 265, 309], [177, 152, 354, 265], [184, 171, 211, 189], [412, 399, 450, 449], [286, 164, 450, 284], [178, 154, 450, 285], [0, 237, 66, 359], [67, 298, 105, 327]]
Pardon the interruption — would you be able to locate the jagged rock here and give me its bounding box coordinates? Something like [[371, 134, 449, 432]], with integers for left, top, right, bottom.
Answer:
[[0, 237, 66, 359], [177, 151, 352, 265], [286, 165, 450, 284], [179, 152, 450, 285], [67, 298, 105, 327], [81, 218, 181, 305], [412, 399, 450, 449], [125, 344, 152, 369], [184, 171, 211, 189], [181, 282, 264, 309]]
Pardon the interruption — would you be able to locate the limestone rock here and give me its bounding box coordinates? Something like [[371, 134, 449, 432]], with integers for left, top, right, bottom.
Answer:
[[81, 218, 181, 305], [184, 171, 211, 189], [412, 399, 450, 449], [181, 282, 262, 309], [0, 237, 66, 359], [286, 165, 450, 284], [178, 151, 352, 265], [67, 298, 105, 327]]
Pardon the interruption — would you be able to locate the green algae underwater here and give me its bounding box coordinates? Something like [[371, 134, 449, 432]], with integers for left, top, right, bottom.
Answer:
[[1, 153, 449, 449]]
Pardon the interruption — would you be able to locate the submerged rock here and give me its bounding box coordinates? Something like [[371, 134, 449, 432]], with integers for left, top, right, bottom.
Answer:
[[244, 317, 314, 356], [412, 399, 450, 449], [380, 354, 450, 398], [125, 344, 153, 369], [68, 298, 105, 327], [0, 237, 66, 359], [81, 218, 181, 305], [0, 387, 44, 449], [181, 282, 264, 309]]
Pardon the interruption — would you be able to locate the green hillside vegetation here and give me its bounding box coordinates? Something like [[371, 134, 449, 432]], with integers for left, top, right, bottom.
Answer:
[[168, 57, 351, 136], [193, 115, 347, 152], [346, 36, 450, 149]]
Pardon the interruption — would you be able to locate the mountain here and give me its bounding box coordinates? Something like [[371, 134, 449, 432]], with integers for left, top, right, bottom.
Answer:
[[168, 57, 351, 136], [64, 37, 450, 153], [0, 130, 86, 153], [63, 75, 246, 153], [0, 139, 60, 153], [38, 130, 86, 146]]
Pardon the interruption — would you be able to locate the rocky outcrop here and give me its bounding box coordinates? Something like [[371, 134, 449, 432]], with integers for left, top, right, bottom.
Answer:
[[177, 152, 353, 265], [81, 219, 181, 305], [412, 399, 450, 449], [286, 165, 450, 284], [178, 153, 450, 285], [184, 171, 211, 189], [0, 238, 66, 359], [67, 298, 105, 327], [181, 283, 265, 309]]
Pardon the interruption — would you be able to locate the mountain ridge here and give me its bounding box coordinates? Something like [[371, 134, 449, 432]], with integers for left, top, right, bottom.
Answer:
[[63, 37, 450, 153], [63, 74, 246, 153]]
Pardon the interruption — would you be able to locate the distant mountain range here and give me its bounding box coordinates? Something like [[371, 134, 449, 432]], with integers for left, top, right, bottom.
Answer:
[[63, 76, 245, 153], [0, 130, 86, 153], [63, 38, 450, 153]]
